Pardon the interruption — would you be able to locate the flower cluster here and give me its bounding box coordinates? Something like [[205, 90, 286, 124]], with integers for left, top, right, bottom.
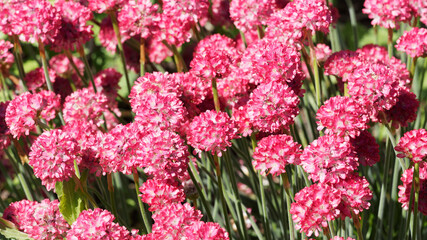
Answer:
[[395, 27, 427, 58], [395, 129, 427, 163], [363, 0, 415, 29]]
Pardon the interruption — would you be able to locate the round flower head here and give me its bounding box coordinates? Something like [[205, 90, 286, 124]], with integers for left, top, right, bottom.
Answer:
[[88, 0, 126, 13], [363, 0, 415, 29], [395, 129, 427, 163], [232, 105, 253, 137], [350, 130, 380, 166], [183, 221, 229, 240], [12, 0, 61, 44], [334, 174, 373, 218], [300, 135, 359, 184], [265, 0, 332, 48], [29, 129, 81, 191], [130, 72, 179, 106], [190, 34, 241, 80], [347, 63, 401, 122], [384, 88, 419, 128], [187, 110, 239, 156], [316, 96, 369, 140], [118, 0, 158, 39], [396, 27, 427, 58], [140, 178, 186, 212], [246, 82, 300, 133], [290, 183, 341, 237], [252, 134, 302, 176], [94, 68, 122, 103], [151, 203, 202, 238], [210, 0, 232, 26], [67, 208, 131, 239], [98, 17, 130, 53], [315, 43, 333, 63], [6, 91, 61, 138], [63, 88, 109, 127], [217, 70, 251, 109], [139, 128, 190, 181], [171, 72, 209, 105], [4, 199, 69, 240], [0, 102, 10, 149], [324, 50, 363, 81], [398, 165, 427, 214], [230, 0, 276, 32], [50, 0, 93, 52], [146, 36, 173, 63], [239, 39, 302, 86], [49, 54, 84, 79], [0, 40, 14, 75], [24, 67, 57, 91], [411, 0, 427, 25]]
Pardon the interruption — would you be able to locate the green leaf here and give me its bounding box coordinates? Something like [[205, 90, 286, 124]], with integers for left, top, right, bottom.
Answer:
[[55, 175, 88, 225], [0, 220, 33, 240]]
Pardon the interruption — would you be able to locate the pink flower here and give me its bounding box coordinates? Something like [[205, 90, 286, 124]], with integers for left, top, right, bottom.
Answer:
[[396, 27, 427, 58], [50, 0, 93, 52], [210, 0, 232, 26], [190, 34, 241, 80], [230, 0, 277, 32], [330, 237, 356, 240], [290, 183, 341, 237], [6, 91, 60, 138], [94, 68, 122, 102], [0, 101, 10, 149], [316, 96, 369, 140], [252, 134, 302, 176], [49, 54, 84, 79], [140, 179, 186, 212], [333, 174, 373, 218], [118, 0, 158, 39], [88, 0, 126, 13], [98, 17, 130, 53], [245, 82, 300, 133], [187, 110, 239, 156], [4, 199, 70, 240], [324, 50, 362, 81], [171, 72, 209, 105], [363, 0, 415, 29], [24, 67, 57, 91], [67, 208, 131, 239], [315, 43, 333, 63], [300, 135, 359, 184], [383, 88, 419, 128], [63, 88, 109, 127], [398, 165, 427, 214], [411, 0, 427, 25], [183, 221, 229, 240], [0, 39, 14, 75], [146, 36, 173, 63], [395, 129, 427, 163], [29, 129, 81, 191], [350, 130, 380, 166]]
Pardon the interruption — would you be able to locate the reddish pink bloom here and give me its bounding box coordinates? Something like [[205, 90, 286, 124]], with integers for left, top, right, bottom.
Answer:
[[315, 43, 333, 63], [146, 36, 173, 63], [94, 68, 122, 102], [118, 0, 158, 39], [130, 72, 179, 105], [334, 174, 373, 217], [245, 82, 300, 133], [183, 221, 229, 240], [24, 67, 57, 91], [411, 0, 427, 25], [210, 0, 231, 26], [4, 199, 69, 240], [230, 0, 276, 32], [49, 54, 84, 79], [140, 179, 185, 212], [88, 0, 126, 13], [151, 203, 202, 238], [290, 183, 341, 237], [63, 88, 109, 127], [396, 27, 427, 58], [232, 105, 253, 137], [239, 39, 302, 86], [171, 72, 209, 105], [67, 208, 131, 239], [253, 134, 302, 176], [324, 50, 363, 81], [0, 40, 14, 75], [398, 165, 427, 214], [0, 102, 10, 150], [98, 17, 130, 53], [395, 129, 427, 163], [187, 110, 238, 156], [350, 130, 380, 166], [265, 0, 332, 48], [316, 96, 369, 140], [217, 71, 251, 109], [50, 0, 93, 52], [6, 91, 60, 138], [363, 0, 415, 29], [347, 63, 401, 122], [384, 88, 419, 128], [300, 135, 359, 184], [29, 129, 81, 191], [190, 34, 240, 80]]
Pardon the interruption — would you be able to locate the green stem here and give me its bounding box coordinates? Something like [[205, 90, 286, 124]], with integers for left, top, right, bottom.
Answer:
[[5, 148, 33, 201], [307, 34, 321, 108], [110, 12, 132, 94], [187, 160, 214, 222], [132, 168, 151, 234], [0, 72, 10, 100], [12, 35, 27, 91], [352, 211, 364, 240], [64, 50, 87, 87], [344, 0, 358, 50], [140, 37, 146, 76], [257, 25, 265, 39], [211, 77, 221, 112], [107, 173, 118, 218], [213, 154, 232, 236], [77, 46, 97, 93], [282, 173, 295, 240], [387, 28, 393, 58]]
